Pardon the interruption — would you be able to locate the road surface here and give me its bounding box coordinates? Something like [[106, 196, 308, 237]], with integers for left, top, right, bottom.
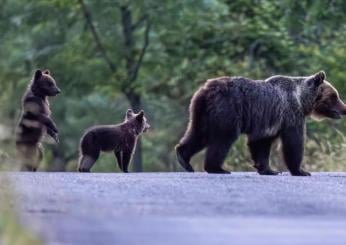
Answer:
[[2, 172, 346, 245]]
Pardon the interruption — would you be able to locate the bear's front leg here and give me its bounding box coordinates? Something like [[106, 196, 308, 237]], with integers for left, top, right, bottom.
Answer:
[[114, 150, 123, 171], [248, 137, 280, 175], [47, 127, 59, 143], [39, 115, 58, 133], [121, 150, 132, 173], [204, 133, 237, 174], [281, 125, 311, 176]]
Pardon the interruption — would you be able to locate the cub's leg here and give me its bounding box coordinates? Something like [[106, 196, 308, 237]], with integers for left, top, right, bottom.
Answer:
[[47, 127, 59, 143], [17, 143, 42, 171], [204, 131, 239, 174], [38, 115, 58, 133], [78, 133, 100, 172], [281, 126, 310, 176], [78, 154, 99, 172], [35, 143, 44, 171], [121, 149, 133, 173], [114, 150, 123, 171], [114, 150, 132, 173], [175, 132, 206, 172], [248, 137, 280, 175]]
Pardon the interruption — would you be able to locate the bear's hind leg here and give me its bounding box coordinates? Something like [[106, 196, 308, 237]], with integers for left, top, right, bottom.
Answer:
[[248, 137, 280, 175], [176, 133, 206, 172], [17, 143, 41, 172], [204, 133, 238, 174], [78, 155, 98, 172]]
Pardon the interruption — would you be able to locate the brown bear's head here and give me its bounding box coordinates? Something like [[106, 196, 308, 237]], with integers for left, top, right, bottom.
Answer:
[[311, 74, 346, 120], [31, 69, 61, 97], [125, 109, 151, 133]]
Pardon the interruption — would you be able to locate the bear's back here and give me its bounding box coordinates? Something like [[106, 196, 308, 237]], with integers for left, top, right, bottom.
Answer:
[[202, 76, 266, 99], [198, 75, 286, 139]]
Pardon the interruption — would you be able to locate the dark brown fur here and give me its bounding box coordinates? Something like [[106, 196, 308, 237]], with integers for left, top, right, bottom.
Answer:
[[176, 71, 346, 176], [78, 109, 150, 173], [16, 69, 61, 171]]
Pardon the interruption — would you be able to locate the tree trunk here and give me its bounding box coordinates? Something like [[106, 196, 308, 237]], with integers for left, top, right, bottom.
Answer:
[[127, 92, 143, 172], [133, 137, 143, 172]]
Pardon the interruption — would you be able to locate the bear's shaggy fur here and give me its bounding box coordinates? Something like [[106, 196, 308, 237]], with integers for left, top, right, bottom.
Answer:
[[78, 109, 150, 173], [16, 69, 61, 171], [176, 71, 346, 176]]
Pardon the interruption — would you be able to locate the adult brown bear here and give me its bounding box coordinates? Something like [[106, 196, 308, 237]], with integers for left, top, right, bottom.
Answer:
[[176, 71, 346, 176]]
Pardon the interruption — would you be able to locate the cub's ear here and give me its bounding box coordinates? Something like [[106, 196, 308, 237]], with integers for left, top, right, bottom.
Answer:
[[315, 70, 326, 81], [43, 69, 50, 75], [136, 110, 144, 120], [308, 71, 325, 87], [126, 109, 134, 118], [34, 69, 42, 80]]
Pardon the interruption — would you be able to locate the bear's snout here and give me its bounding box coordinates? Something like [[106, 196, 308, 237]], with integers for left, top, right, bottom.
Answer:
[[336, 100, 346, 115], [143, 124, 150, 132], [52, 88, 61, 96], [328, 98, 346, 119], [330, 110, 342, 119]]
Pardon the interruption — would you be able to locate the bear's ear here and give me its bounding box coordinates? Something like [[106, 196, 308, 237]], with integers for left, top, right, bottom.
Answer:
[[315, 70, 326, 81], [136, 110, 144, 121], [34, 69, 42, 80], [308, 71, 325, 87], [43, 69, 50, 75], [126, 109, 134, 118]]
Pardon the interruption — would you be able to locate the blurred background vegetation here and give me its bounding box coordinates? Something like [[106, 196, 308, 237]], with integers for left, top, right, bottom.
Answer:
[[1, 0, 346, 172]]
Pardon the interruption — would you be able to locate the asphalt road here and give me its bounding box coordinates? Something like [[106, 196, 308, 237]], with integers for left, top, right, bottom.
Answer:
[[2, 172, 346, 245]]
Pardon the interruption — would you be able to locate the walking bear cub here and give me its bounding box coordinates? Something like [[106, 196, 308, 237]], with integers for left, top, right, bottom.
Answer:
[[78, 109, 150, 172], [176, 71, 346, 176], [16, 69, 61, 171]]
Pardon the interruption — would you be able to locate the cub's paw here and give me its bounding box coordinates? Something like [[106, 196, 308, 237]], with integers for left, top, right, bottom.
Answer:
[[52, 126, 58, 133], [52, 133, 59, 144], [78, 167, 90, 173]]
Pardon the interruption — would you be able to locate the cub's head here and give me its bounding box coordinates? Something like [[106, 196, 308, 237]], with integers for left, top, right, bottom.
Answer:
[[31, 69, 61, 97], [310, 71, 346, 120], [125, 109, 150, 134]]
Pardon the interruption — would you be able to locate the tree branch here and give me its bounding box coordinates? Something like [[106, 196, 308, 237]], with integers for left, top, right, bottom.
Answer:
[[132, 14, 147, 31], [130, 20, 151, 82], [78, 0, 117, 72]]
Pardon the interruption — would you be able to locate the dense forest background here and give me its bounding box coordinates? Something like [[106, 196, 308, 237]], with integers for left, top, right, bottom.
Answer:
[[1, 0, 346, 172]]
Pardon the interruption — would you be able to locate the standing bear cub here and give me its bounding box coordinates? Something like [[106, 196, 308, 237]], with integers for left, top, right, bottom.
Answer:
[[78, 109, 150, 172], [176, 71, 346, 176], [16, 69, 61, 171]]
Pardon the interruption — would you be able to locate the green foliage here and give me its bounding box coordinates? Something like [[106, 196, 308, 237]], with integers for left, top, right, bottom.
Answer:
[[1, 0, 346, 172], [0, 177, 42, 244]]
